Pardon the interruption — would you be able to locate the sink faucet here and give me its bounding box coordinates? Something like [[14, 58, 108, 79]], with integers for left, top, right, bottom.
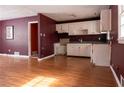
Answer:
[[79, 39, 83, 43]]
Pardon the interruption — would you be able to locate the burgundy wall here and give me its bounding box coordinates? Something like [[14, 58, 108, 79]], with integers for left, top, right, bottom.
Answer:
[[31, 23, 38, 52], [0, 16, 38, 55], [38, 13, 57, 58], [0, 14, 58, 57], [111, 5, 124, 79], [0, 22, 2, 52]]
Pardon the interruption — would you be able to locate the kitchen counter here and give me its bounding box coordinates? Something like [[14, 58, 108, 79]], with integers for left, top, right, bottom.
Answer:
[[68, 41, 108, 44]]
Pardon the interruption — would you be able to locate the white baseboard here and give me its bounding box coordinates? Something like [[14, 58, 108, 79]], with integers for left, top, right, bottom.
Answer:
[[38, 54, 55, 61], [0, 53, 55, 60], [0, 53, 29, 58], [110, 65, 121, 87]]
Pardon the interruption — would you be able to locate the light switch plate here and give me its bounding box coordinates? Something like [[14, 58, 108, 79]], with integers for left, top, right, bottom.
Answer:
[[43, 34, 45, 37]]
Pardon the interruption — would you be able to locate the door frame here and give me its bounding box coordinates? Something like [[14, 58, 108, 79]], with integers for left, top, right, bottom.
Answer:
[[28, 21, 38, 57]]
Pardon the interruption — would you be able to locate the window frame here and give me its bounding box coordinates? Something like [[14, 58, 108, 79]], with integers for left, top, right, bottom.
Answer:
[[118, 5, 124, 44]]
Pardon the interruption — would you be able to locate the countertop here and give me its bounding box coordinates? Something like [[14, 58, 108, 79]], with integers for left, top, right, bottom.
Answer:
[[55, 41, 109, 46], [68, 41, 109, 44]]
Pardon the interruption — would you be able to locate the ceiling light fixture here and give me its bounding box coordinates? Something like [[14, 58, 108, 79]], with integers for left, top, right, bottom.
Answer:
[[70, 14, 77, 18]]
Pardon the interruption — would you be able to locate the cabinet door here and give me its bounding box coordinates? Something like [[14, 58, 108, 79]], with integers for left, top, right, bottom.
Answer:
[[57, 46, 66, 55], [90, 21, 100, 34], [67, 45, 72, 56], [84, 44, 91, 57], [67, 44, 73, 55], [56, 24, 62, 33], [68, 23, 77, 35], [78, 45, 85, 56], [54, 43, 66, 55], [54, 43, 61, 55], [77, 22, 89, 35], [79, 44, 91, 57], [100, 9, 111, 32], [73, 44, 81, 56], [87, 21, 92, 34], [67, 44, 78, 56], [61, 23, 69, 33], [92, 44, 111, 66], [69, 22, 89, 35], [96, 20, 100, 34]]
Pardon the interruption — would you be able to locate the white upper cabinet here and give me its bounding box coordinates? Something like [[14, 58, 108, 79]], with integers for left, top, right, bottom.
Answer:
[[89, 20, 100, 34], [56, 24, 62, 33], [79, 21, 89, 34], [68, 23, 76, 35], [69, 21, 100, 35], [68, 22, 86, 35], [56, 20, 100, 35], [96, 20, 100, 33], [61, 23, 69, 33], [56, 23, 69, 33], [100, 9, 111, 32]]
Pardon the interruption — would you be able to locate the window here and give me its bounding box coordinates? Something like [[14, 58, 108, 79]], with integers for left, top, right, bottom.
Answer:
[[118, 5, 124, 44]]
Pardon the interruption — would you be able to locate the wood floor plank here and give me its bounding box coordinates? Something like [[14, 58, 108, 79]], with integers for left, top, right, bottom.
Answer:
[[0, 55, 117, 87]]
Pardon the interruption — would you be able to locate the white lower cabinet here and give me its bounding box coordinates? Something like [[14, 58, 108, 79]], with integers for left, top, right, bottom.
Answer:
[[79, 44, 91, 57], [91, 44, 111, 66], [67, 44, 92, 57], [54, 43, 66, 55], [67, 44, 79, 56]]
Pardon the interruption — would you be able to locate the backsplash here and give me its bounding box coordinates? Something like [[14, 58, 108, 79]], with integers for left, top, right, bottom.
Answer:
[[57, 32, 107, 43], [60, 38, 69, 45], [69, 34, 107, 42]]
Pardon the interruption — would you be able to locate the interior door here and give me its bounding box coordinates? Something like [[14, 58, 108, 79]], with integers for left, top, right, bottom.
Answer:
[[31, 23, 38, 57]]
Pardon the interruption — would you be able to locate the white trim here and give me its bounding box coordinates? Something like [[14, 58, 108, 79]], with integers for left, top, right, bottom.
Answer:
[[38, 54, 55, 61], [0, 53, 29, 58], [110, 65, 121, 87], [120, 75, 124, 86], [118, 38, 124, 44], [118, 6, 124, 44], [118, 6, 121, 43], [28, 21, 38, 57]]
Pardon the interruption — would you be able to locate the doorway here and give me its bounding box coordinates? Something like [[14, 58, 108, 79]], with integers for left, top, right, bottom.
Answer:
[[28, 21, 38, 57]]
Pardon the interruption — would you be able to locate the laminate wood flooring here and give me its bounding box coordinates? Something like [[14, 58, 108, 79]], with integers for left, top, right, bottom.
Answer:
[[0, 55, 117, 87]]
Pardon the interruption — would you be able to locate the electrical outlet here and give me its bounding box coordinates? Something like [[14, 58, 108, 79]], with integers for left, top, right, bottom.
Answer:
[[14, 52, 20, 55]]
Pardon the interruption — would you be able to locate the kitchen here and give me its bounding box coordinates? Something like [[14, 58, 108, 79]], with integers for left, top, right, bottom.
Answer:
[[54, 7, 111, 67], [0, 5, 119, 87], [0, 0, 123, 93]]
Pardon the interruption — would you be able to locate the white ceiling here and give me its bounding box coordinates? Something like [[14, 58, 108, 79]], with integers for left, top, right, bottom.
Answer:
[[0, 5, 110, 21]]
